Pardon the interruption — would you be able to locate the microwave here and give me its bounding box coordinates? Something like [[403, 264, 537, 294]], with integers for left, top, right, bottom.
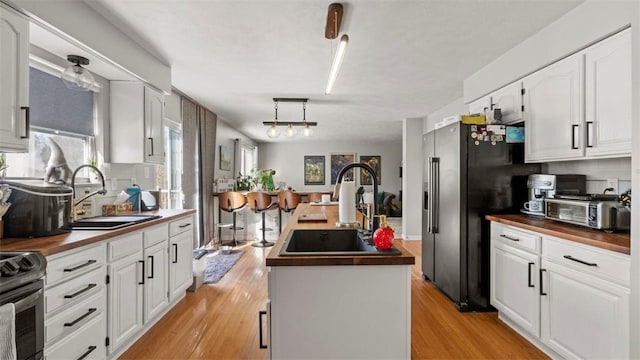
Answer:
[[545, 198, 630, 232]]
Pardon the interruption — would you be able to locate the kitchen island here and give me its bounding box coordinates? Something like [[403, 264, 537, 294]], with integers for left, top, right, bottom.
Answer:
[[265, 203, 414, 359]]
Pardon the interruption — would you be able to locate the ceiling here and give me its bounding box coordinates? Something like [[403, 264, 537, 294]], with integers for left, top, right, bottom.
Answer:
[[83, 0, 582, 143]]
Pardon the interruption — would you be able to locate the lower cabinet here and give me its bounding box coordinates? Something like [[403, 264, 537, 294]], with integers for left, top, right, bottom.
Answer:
[[108, 248, 143, 352], [169, 216, 194, 301], [143, 237, 169, 322], [490, 221, 630, 359]]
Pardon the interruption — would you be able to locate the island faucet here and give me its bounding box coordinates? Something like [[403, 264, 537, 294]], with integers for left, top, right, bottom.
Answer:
[[70, 164, 107, 221], [334, 162, 379, 230]]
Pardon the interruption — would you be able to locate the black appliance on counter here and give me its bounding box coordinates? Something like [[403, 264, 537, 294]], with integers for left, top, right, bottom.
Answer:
[[0, 178, 73, 238], [422, 122, 541, 311], [0, 251, 46, 360]]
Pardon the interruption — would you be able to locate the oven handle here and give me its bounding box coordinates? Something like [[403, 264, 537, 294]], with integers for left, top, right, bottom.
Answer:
[[12, 288, 43, 312]]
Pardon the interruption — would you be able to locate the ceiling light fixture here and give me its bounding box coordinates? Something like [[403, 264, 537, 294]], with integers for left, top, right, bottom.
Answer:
[[324, 4, 348, 95], [263, 98, 317, 138], [61, 55, 99, 92]]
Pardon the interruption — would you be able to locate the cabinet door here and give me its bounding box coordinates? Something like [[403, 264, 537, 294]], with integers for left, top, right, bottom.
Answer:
[[468, 95, 490, 116], [584, 29, 631, 158], [523, 52, 583, 162], [491, 81, 523, 124], [108, 253, 143, 353], [169, 230, 194, 301], [0, 5, 29, 152], [144, 241, 169, 323], [491, 242, 540, 337], [540, 260, 629, 359], [144, 87, 165, 164]]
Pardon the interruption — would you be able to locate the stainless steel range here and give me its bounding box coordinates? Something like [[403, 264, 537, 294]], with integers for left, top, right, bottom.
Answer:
[[0, 251, 46, 360]]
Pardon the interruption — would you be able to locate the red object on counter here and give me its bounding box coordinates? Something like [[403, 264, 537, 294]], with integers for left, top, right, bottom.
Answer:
[[373, 215, 394, 250]]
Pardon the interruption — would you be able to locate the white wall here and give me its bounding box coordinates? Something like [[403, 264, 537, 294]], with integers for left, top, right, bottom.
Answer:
[[423, 97, 467, 134], [464, 1, 635, 103], [10, 0, 171, 93], [215, 117, 256, 180], [545, 158, 631, 195], [402, 118, 423, 240], [258, 140, 402, 196]]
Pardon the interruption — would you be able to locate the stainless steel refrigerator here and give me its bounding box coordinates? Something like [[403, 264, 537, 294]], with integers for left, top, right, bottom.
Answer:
[[422, 121, 540, 311]]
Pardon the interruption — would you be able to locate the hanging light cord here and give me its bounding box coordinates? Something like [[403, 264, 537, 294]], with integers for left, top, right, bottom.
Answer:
[[274, 100, 278, 122]]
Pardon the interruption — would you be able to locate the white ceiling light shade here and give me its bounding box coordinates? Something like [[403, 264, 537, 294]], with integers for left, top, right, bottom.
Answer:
[[325, 34, 349, 95], [302, 123, 314, 137], [62, 55, 100, 92], [285, 123, 297, 137]]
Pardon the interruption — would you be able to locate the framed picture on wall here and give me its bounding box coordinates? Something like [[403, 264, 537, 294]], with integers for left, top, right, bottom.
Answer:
[[360, 155, 381, 185], [304, 155, 325, 185], [330, 153, 356, 185], [220, 145, 232, 171]]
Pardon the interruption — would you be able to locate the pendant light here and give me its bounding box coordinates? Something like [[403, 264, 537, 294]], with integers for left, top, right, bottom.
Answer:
[[61, 55, 99, 92], [266, 100, 281, 138], [301, 101, 313, 137]]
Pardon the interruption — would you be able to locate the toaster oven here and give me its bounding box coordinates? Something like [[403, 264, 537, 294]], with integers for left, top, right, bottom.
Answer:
[[545, 197, 630, 232]]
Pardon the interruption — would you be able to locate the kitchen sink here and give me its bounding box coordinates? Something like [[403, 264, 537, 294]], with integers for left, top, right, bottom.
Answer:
[[69, 214, 162, 230], [278, 229, 401, 256]]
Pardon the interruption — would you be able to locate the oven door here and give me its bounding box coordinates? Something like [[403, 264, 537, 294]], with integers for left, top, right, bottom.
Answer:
[[0, 280, 44, 360]]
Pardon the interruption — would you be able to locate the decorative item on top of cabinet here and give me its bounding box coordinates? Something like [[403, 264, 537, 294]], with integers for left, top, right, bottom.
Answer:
[[110, 82, 165, 164], [468, 80, 523, 125], [0, 4, 30, 153], [524, 28, 631, 163]]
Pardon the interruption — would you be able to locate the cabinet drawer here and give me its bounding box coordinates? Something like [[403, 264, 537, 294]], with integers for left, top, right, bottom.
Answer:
[[492, 222, 541, 254], [45, 287, 106, 345], [45, 267, 105, 315], [108, 232, 143, 261], [144, 223, 168, 248], [46, 244, 106, 287], [45, 313, 106, 360], [170, 216, 194, 237], [542, 236, 630, 286]]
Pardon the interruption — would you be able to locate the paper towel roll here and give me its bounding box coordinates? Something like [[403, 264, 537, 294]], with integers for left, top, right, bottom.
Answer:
[[339, 181, 356, 224]]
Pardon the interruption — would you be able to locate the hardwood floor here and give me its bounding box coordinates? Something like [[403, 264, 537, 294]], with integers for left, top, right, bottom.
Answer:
[[121, 240, 547, 359]]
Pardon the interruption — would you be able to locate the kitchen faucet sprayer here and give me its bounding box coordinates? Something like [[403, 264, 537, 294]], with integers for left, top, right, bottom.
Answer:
[[70, 164, 107, 221], [334, 162, 379, 230]]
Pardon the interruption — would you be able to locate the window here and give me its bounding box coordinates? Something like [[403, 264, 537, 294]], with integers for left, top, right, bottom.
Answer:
[[4, 66, 96, 180], [240, 144, 257, 176], [163, 120, 183, 209]]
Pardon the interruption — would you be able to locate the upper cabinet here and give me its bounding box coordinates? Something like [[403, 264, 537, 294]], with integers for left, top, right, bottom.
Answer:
[[110, 82, 165, 164], [523, 52, 583, 162], [524, 28, 631, 163], [468, 81, 523, 125], [0, 4, 29, 152], [584, 29, 631, 158]]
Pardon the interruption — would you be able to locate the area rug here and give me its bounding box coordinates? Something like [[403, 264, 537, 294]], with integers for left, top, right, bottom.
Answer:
[[203, 250, 245, 284]]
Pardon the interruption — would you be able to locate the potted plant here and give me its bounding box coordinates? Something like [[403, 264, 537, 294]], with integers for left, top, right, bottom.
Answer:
[[236, 172, 253, 191], [251, 168, 269, 191]]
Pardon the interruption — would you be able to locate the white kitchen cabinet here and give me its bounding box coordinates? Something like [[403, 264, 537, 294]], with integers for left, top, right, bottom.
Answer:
[[523, 51, 583, 162], [169, 216, 194, 301], [490, 81, 523, 124], [468, 95, 490, 116], [143, 240, 169, 322], [110, 82, 165, 164], [0, 3, 29, 152], [540, 259, 629, 359], [584, 29, 631, 158], [107, 233, 144, 353], [490, 220, 630, 359], [490, 225, 540, 337]]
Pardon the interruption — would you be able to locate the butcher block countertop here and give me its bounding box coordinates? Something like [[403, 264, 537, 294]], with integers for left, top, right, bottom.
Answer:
[[266, 203, 415, 266], [486, 214, 630, 255], [0, 209, 196, 256]]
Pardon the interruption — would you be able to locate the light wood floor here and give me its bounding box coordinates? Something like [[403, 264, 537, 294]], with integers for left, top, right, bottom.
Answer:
[[121, 240, 548, 359]]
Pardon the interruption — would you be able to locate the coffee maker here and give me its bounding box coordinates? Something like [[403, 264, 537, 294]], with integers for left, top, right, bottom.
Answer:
[[522, 174, 586, 216]]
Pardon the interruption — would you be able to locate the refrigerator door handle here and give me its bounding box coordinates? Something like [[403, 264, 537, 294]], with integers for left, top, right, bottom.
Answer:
[[432, 157, 440, 234], [427, 157, 433, 233]]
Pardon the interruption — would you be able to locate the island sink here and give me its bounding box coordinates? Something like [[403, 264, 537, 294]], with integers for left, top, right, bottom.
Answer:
[[279, 229, 400, 256]]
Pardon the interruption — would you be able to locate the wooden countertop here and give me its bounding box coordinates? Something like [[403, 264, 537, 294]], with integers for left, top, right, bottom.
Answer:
[[0, 209, 196, 256], [486, 214, 630, 255], [266, 204, 415, 266], [212, 191, 331, 196]]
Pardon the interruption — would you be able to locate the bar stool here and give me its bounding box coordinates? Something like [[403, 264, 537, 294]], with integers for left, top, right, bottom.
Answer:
[[217, 191, 247, 247], [277, 190, 302, 233], [247, 192, 278, 248], [307, 192, 324, 203]]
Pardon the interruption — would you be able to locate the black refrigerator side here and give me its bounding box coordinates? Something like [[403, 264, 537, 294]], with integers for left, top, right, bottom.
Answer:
[[463, 124, 541, 310], [422, 131, 435, 281]]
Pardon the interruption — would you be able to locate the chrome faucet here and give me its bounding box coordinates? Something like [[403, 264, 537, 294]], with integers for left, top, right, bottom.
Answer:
[[70, 164, 107, 221], [335, 163, 379, 230]]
